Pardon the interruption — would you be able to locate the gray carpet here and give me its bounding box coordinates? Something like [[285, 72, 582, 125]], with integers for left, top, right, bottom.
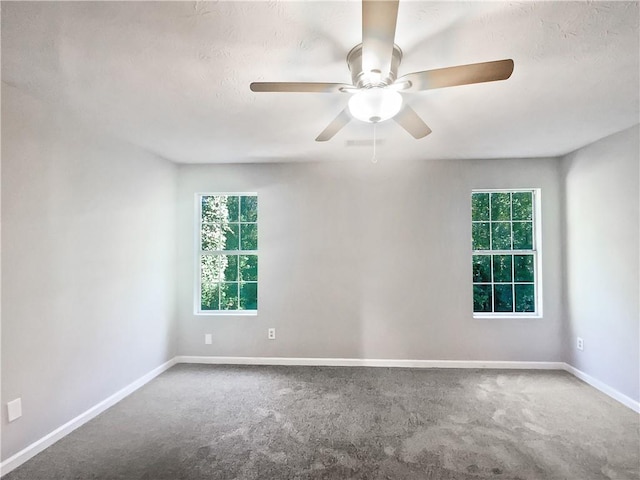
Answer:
[[3, 365, 639, 480]]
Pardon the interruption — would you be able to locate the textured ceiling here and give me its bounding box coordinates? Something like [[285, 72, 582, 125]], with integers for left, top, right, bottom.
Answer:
[[2, 1, 639, 164]]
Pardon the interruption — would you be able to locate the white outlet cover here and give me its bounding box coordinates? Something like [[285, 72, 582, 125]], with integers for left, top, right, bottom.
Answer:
[[205, 334, 213, 345], [7, 398, 22, 422], [268, 328, 276, 339], [577, 337, 584, 350]]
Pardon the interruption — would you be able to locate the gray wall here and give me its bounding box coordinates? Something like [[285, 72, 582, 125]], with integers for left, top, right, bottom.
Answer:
[[562, 125, 640, 402], [1, 86, 178, 461], [177, 157, 564, 361]]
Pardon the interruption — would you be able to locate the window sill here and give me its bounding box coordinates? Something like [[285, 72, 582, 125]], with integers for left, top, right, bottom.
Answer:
[[474, 313, 541, 320], [196, 310, 258, 316]]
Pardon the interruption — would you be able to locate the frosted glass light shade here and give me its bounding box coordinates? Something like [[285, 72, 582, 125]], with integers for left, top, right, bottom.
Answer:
[[348, 88, 403, 123]]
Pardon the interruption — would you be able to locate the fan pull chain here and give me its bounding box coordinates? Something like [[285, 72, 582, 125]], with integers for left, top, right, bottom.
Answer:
[[371, 123, 378, 164]]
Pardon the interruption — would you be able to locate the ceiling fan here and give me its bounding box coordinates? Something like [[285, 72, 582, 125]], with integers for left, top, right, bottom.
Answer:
[[250, 0, 514, 142]]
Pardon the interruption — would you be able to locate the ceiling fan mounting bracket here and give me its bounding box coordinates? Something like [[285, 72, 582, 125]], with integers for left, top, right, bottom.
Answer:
[[346, 43, 403, 88]]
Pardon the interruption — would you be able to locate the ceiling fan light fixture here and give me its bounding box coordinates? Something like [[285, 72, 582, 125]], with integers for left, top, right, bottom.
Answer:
[[348, 87, 403, 123]]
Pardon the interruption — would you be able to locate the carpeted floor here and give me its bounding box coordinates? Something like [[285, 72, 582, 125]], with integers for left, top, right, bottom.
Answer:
[[3, 365, 639, 480]]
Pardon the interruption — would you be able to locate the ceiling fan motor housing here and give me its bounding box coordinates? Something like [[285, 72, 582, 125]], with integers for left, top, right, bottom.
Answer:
[[347, 43, 403, 88]]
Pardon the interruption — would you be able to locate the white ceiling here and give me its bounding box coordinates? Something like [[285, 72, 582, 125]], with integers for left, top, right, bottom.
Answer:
[[2, 1, 638, 164]]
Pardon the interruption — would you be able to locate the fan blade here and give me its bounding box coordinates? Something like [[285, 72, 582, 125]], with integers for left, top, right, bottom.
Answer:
[[393, 104, 432, 139], [362, 0, 399, 79], [316, 109, 351, 142], [396, 59, 514, 92], [250, 82, 352, 93]]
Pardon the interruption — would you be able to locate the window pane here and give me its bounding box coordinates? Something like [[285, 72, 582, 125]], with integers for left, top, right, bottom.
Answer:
[[472, 193, 490, 221], [513, 222, 533, 250], [222, 255, 238, 282], [220, 282, 239, 310], [491, 223, 511, 250], [472, 223, 490, 250], [240, 283, 258, 310], [473, 285, 492, 312], [240, 255, 258, 281], [200, 282, 220, 311], [240, 196, 258, 222], [201, 196, 213, 223], [493, 254, 512, 282], [201, 256, 222, 309], [494, 284, 513, 312], [240, 223, 258, 250], [514, 255, 534, 282], [201, 255, 224, 282], [202, 195, 228, 224], [515, 284, 535, 312], [491, 193, 511, 221], [512, 192, 533, 220], [472, 255, 491, 282], [201, 223, 226, 251], [226, 196, 239, 222], [224, 224, 239, 250]]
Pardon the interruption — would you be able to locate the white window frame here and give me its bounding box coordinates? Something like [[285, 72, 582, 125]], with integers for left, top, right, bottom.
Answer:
[[472, 188, 543, 319], [194, 192, 258, 316]]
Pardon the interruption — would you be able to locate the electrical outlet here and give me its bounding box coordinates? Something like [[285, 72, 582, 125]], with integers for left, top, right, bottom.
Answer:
[[7, 398, 22, 422], [577, 337, 584, 351], [205, 334, 212, 345], [268, 328, 276, 340]]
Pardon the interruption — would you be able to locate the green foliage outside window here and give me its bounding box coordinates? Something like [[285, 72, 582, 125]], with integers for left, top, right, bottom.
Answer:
[[472, 191, 537, 314], [199, 195, 258, 312]]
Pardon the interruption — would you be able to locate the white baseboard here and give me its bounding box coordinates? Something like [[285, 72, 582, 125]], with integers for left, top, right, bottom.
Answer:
[[562, 363, 640, 413], [176, 355, 564, 370], [0, 357, 177, 477]]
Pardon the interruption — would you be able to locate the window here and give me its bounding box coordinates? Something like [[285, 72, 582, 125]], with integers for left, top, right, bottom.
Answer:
[[471, 190, 540, 316], [196, 194, 258, 314]]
